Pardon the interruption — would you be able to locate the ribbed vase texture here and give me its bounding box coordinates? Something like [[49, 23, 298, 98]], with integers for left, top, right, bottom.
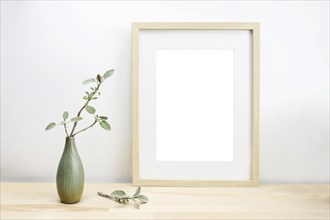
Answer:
[[56, 137, 84, 204]]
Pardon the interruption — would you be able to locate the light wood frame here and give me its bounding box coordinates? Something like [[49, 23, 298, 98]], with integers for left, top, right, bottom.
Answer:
[[132, 22, 260, 186]]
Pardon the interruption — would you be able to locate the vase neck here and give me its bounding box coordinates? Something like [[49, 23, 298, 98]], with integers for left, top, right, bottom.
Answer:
[[66, 136, 75, 141], [64, 137, 77, 151]]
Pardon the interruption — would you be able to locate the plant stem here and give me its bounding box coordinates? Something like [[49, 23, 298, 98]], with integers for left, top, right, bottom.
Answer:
[[97, 192, 117, 201], [64, 123, 69, 137], [72, 119, 97, 137], [69, 82, 101, 136], [97, 191, 141, 209], [97, 192, 130, 205]]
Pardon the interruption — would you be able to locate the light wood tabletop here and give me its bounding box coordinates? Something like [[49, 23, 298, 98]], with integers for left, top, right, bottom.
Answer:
[[0, 183, 329, 219]]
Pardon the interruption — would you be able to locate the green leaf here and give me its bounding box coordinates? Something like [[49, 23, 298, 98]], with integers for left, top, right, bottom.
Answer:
[[103, 69, 114, 79], [133, 186, 141, 197], [137, 194, 148, 203], [45, 122, 56, 131], [111, 190, 126, 196], [99, 116, 108, 120], [71, 117, 83, 122], [97, 74, 104, 83], [63, 111, 68, 120], [83, 96, 88, 100], [85, 105, 96, 114], [111, 190, 126, 199], [83, 78, 96, 84], [132, 198, 140, 209], [92, 97, 98, 100], [99, 120, 111, 130]]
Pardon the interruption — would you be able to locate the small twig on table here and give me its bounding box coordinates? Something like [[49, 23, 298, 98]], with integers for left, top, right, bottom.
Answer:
[[97, 186, 149, 209]]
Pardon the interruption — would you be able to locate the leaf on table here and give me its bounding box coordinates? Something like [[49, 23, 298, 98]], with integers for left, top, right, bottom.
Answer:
[[111, 190, 127, 199], [132, 198, 140, 209], [133, 186, 141, 197], [137, 194, 149, 203]]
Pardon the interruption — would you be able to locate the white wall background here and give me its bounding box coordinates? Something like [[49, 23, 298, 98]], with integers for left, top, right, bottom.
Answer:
[[1, 1, 329, 183]]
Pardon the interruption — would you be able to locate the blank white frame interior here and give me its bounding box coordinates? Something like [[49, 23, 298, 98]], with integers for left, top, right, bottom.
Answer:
[[156, 49, 234, 162]]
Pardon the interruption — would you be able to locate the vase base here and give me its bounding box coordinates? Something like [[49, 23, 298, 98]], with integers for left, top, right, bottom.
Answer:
[[60, 199, 81, 204]]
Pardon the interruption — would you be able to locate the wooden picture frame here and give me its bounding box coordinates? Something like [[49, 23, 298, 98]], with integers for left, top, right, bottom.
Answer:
[[132, 22, 259, 186]]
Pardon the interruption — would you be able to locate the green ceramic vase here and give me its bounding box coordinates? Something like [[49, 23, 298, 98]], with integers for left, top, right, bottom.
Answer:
[[56, 137, 84, 204]]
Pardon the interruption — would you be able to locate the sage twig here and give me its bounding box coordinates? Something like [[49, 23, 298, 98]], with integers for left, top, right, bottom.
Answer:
[[97, 186, 149, 209], [45, 69, 114, 137], [69, 82, 101, 136]]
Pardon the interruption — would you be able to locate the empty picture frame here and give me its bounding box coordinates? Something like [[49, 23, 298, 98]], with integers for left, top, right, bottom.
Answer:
[[132, 22, 259, 186]]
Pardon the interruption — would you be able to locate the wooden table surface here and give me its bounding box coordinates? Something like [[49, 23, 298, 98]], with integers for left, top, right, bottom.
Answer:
[[1, 183, 329, 219]]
